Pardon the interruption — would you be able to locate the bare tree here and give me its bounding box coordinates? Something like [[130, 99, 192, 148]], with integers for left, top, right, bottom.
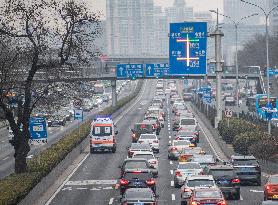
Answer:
[[0, 0, 101, 173]]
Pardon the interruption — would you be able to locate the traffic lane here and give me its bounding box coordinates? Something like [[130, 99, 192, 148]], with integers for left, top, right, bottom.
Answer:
[[0, 83, 137, 178], [47, 80, 155, 205], [186, 102, 268, 205]]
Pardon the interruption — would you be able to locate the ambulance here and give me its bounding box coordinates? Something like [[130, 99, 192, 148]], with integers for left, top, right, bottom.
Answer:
[[90, 117, 118, 153]]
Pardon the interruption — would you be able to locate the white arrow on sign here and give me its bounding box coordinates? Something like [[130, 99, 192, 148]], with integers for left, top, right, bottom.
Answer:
[[35, 132, 41, 138], [119, 67, 124, 76], [147, 66, 152, 75]]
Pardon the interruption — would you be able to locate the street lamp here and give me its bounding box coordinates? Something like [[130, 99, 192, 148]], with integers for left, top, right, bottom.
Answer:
[[241, 0, 278, 134], [210, 10, 258, 118]]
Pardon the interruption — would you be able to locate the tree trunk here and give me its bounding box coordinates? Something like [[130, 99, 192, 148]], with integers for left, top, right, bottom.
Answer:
[[14, 133, 30, 174]]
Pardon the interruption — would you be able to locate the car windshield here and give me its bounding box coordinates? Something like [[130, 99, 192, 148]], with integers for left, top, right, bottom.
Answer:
[[209, 169, 234, 177], [180, 119, 196, 125], [133, 154, 154, 160], [125, 189, 153, 199], [234, 167, 258, 172], [124, 172, 151, 180], [173, 141, 191, 146], [233, 159, 257, 165], [125, 161, 148, 169], [187, 179, 215, 187], [178, 163, 201, 169], [140, 135, 156, 139], [195, 190, 222, 198], [92, 126, 112, 136], [269, 175, 278, 183]]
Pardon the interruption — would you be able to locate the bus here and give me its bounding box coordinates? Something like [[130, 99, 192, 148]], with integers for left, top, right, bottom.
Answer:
[[255, 94, 278, 120]]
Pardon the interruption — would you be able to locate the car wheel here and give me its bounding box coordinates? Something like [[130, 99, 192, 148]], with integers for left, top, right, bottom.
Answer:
[[90, 149, 95, 154], [234, 190, 240, 200], [112, 147, 116, 153], [181, 201, 187, 205]]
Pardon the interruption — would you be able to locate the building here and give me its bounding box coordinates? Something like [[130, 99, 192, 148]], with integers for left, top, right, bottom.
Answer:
[[106, 0, 155, 57], [154, 6, 168, 56], [165, 0, 193, 24], [270, 0, 278, 34]]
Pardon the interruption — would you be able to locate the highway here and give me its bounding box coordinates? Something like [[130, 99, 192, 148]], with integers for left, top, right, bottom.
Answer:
[[42, 79, 269, 205], [0, 81, 137, 179]]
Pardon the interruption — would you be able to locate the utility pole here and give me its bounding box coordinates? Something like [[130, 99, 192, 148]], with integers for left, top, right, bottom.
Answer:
[[209, 9, 224, 128]]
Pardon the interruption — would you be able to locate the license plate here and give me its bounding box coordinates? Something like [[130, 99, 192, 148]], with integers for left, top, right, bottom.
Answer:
[[134, 203, 144, 205], [273, 195, 278, 199]]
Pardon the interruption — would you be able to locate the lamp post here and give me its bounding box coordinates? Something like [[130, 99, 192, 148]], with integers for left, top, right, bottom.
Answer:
[[241, 0, 278, 134], [209, 11, 258, 118]]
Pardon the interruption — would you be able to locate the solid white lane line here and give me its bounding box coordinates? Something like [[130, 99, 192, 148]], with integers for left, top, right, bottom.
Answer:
[[170, 170, 173, 175], [76, 187, 87, 190], [172, 194, 176, 201], [109, 198, 114, 204], [169, 140, 171, 144], [171, 181, 174, 187], [170, 161, 173, 165], [2, 157, 9, 161]]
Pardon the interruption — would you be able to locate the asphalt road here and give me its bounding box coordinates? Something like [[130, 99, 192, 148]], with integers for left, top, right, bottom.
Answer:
[[0, 80, 137, 179], [43, 79, 271, 205]]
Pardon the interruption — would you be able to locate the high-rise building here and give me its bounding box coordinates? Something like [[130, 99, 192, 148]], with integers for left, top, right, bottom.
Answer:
[[270, 0, 278, 34], [106, 0, 155, 57], [154, 6, 168, 56], [165, 0, 193, 24]]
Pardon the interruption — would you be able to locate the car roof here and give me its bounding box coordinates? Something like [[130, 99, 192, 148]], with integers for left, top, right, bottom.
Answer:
[[231, 155, 256, 160], [133, 151, 154, 155], [194, 187, 222, 192], [124, 158, 148, 162], [208, 165, 233, 170], [187, 175, 214, 180]]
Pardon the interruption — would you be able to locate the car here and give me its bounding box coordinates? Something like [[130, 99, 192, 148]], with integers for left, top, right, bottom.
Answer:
[[144, 115, 161, 130], [128, 143, 153, 158], [183, 93, 193, 101], [119, 188, 158, 205], [175, 130, 200, 144], [152, 98, 163, 108], [47, 115, 66, 127], [174, 162, 203, 188], [225, 96, 236, 106], [172, 104, 187, 114], [180, 175, 217, 205], [179, 117, 198, 132], [132, 151, 159, 170], [119, 171, 156, 195], [205, 165, 241, 200], [264, 174, 278, 200], [191, 155, 217, 169], [233, 165, 261, 186], [119, 158, 157, 178], [230, 155, 260, 167], [138, 134, 160, 153], [131, 122, 154, 143], [178, 147, 206, 162], [142, 119, 161, 135], [261, 201, 278, 205], [186, 187, 227, 205], [168, 140, 195, 160]]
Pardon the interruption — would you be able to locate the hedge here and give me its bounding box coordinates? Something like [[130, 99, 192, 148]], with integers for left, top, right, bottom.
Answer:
[[0, 80, 143, 205]]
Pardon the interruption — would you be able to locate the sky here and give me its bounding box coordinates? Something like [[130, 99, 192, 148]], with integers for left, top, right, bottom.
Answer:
[[90, 0, 224, 19]]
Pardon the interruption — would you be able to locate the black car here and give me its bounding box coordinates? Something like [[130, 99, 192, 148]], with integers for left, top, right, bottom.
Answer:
[[230, 155, 260, 167], [206, 165, 241, 200], [119, 158, 158, 178], [120, 188, 158, 205], [233, 165, 261, 186], [120, 171, 156, 195], [47, 115, 66, 127]]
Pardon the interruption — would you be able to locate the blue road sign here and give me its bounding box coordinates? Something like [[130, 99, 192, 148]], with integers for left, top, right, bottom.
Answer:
[[169, 22, 207, 76], [268, 68, 278, 76], [145, 63, 169, 77], [117, 64, 144, 79], [202, 86, 212, 104], [74, 109, 84, 121], [29, 117, 47, 145]]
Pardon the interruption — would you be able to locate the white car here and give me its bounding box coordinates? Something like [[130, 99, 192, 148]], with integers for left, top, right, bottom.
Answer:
[[179, 117, 198, 131], [132, 151, 159, 169], [138, 134, 159, 153], [174, 162, 203, 187]]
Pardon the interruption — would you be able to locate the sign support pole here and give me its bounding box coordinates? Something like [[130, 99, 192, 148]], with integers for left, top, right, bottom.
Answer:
[[111, 80, 117, 107]]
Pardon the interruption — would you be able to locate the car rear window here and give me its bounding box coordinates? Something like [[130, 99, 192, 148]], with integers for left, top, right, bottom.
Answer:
[[173, 141, 191, 146], [269, 175, 278, 183], [125, 190, 153, 199], [131, 144, 151, 150], [195, 190, 222, 198], [133, 154, 154, 160], [233, 159, 257, 165], [140, 135, 156, 139], [92, 126, 112, 136], [234, 167, 258, 172], [178, 163, 201, 169], [180, 119, 196, 125], [209, 169, 234, 177], [125, 161, 148, 169], [187, 179, 215, 187], [124, 172, 152, 180]]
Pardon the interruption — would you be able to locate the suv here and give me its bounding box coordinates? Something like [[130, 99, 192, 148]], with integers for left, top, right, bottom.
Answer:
[[119, 171, 156, 195], [131, 122, 154, 143], [206, 165, 241, 200], [230, 155, 260, 167], [120, 188, 158, 205]]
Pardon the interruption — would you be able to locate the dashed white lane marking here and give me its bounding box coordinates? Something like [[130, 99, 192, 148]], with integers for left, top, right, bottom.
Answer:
[[172, 194, 176, 201], [2, 157, 9, 161], [170, 161, 173, 165], [90, 188, 101, 191], [168, 128, 171, 131], [76, 187, 87, 190], [169, 140, 171, 144], [62, 187, 72, 191], [170, 170, 173, 175], [103, 187, 114, 190], [109, 198, 114, 204], [169, 136, 171, 139], [1, 140, 5, 143], [171, 181, 174, 187], [250, 190, 264, 193], [240, 195, 243, 200]]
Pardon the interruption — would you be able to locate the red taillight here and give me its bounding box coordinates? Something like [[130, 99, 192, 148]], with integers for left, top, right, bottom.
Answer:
[[217, 201, 227, 205], [175, 137, 180, 140], [132, 170, 142, 173], [194, 131, 198, 135], [131, 134, 136, 138], [171, 147, 178, 151], [113, 137, 116, 143], [146, 179, 156, 185], [266, 185, 271, 191], [150, 160, 157, 164], [183, 188, 192, 193], [175, 171, 182, 177], [231, 178, 240, 184], [200, 171, 204, 175], [120, 179, 129, 185]]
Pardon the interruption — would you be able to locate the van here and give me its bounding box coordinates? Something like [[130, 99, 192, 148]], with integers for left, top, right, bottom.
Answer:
[[90, 117, 118, 153]]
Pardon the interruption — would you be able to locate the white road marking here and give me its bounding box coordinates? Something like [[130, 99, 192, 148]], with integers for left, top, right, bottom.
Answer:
[[66, 180, 118, 186], [76, 187, 87, 190], [169, 136, 171, 139], [109, 198, 114, 204], [103, 187, 114, 190], [170, 170, 173, 175], [90, 188, 101, 191], [1, 140, 5, 143], [61, 187, 72, 191], [168, 127, 170, 131], [169, 140, 171, 144], [172, 194, 176, 200], [240, 195, 243, 200], [171, 181, 174, 187], [2, 157, 9, 161], [26, 155, 34, 159], [138, 107, 142, 110], [250, 189, 264, 193], [170, 161, 173, 165]]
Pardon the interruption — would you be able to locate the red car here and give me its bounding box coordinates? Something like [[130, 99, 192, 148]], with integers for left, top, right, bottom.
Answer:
[[187, 187, 228, 205], [264, 174, 278, 201]]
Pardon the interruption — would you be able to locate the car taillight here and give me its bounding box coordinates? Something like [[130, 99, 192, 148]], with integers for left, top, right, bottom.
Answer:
[[231, 178, 240, 184], [175, 171, 182, 177], [183, 188, 192, 193], [146, 179, 156, 185], [194, 131, 198, 135], [217, 201, 227, 205], [153, 140, 159, 143], [90, 140, 93, 145], [171, 147, 178, 151], [113, 137, 116, 143], [120, 179, 129, 185], [132, 170, 142, 173], [266, 185, 272, 191], [131, 134, 136, 138], [150, 160, 157, 164], [191, 201, 200, 205], [175, 137, 180, 140], [199, 171, 204, 175]]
